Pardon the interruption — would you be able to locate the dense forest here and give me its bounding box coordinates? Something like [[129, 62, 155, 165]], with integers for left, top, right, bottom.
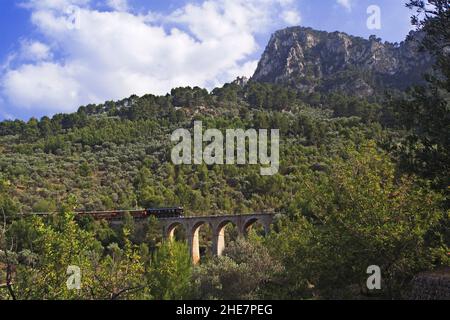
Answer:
[[0, 0, 448, 300]]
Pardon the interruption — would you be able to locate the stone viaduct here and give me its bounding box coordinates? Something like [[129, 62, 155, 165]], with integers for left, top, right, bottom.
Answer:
[[159, 213, 274, 264]]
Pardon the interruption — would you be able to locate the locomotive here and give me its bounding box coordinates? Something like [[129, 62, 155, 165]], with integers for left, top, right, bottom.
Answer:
[[146, 207, 184, 218], [77, 207, 184, 221]]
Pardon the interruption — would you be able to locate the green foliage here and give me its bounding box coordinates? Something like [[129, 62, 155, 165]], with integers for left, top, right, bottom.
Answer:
[[392, 0, 450, 192], [194, 238, 283, 300], [84, 229, 150, 300], [147, 241, 193, 300], [1, 211, 196, 300], [268, 142, 448, 299], [11, 212, 101, 299]]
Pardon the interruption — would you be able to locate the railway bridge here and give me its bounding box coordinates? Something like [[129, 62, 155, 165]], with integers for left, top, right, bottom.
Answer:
[[25, 209, 275, 264], [159, 213, 274, 264]]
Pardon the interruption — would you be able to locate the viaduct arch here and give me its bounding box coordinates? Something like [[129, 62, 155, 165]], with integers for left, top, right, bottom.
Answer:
[[161, 213, 274, 264]]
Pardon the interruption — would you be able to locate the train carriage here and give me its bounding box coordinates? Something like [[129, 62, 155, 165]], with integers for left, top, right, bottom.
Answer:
[[76, 207, 184, 221]]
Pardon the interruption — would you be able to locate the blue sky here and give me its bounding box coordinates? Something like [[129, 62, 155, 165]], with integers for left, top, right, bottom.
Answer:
[[0, 0, 415, 121]]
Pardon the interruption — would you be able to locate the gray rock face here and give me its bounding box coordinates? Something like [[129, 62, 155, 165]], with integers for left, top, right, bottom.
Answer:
[[252, 27, 434, 96], [232, 76, 249, 87]]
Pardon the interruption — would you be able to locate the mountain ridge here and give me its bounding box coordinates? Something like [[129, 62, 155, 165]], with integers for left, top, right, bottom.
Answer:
[[251, 26, 433, 97]]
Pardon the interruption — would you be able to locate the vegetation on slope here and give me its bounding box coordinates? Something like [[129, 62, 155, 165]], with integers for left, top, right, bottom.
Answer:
[[0, 0, 448, 300]]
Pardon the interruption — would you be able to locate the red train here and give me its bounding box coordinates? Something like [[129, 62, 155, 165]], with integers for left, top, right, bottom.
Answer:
[[77, 207, 184, 221]]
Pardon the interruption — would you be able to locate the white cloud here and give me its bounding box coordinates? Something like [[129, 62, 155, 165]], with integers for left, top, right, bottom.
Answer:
[[106, 0, 128, 12], [337, 0, 353, 11], [19, 41, 53, 61], [1, 0, 301, 116], [2, 62, 81, 112], [281, 9, 301, 25], [223, 59, 259, 84]]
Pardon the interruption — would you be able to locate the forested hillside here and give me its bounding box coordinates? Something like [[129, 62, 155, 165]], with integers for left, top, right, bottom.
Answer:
[[0, 0, 448, 300], [0, 82, 393, 216]]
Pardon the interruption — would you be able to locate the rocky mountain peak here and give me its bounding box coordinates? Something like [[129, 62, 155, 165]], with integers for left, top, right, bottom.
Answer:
[[252, 26, 433, 97]]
